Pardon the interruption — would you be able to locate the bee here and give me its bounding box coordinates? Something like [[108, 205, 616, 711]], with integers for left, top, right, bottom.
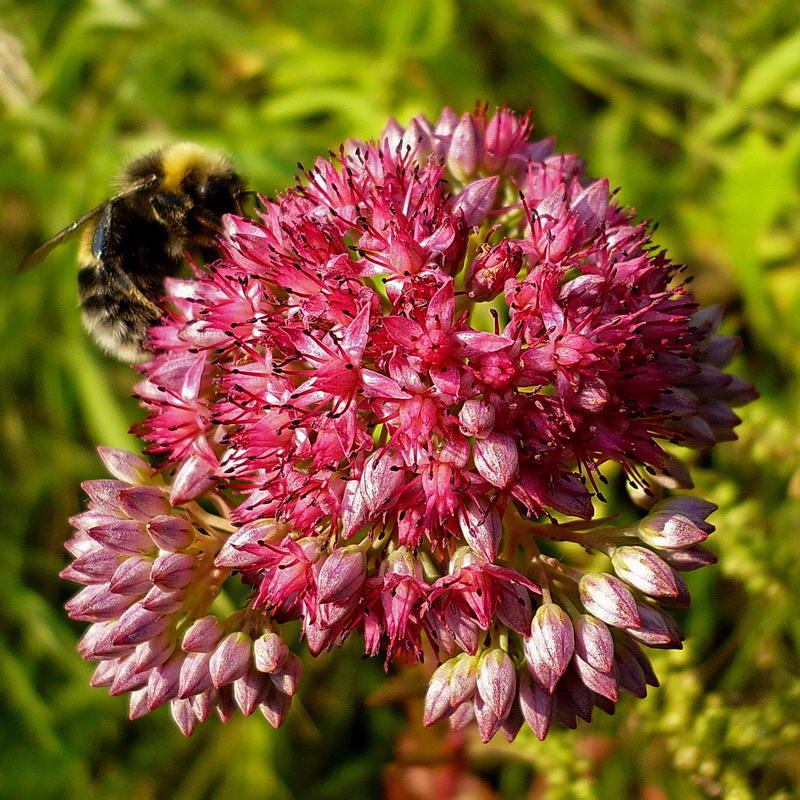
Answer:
[[19, 142, 247, 362]]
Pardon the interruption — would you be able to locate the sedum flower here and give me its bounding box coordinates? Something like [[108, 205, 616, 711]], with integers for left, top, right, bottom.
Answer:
[[63, 105, 755, 740]]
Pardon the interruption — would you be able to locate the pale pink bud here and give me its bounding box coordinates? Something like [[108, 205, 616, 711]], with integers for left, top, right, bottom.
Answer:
[[572, 653, 618, 701], [473, 432, 519, 488], [614, 645, 648, 698], [65, 584, 132, 622], [423, 661, 455, 726], [359, 448, 406, 512], [170, 697, 197, 736], [449, 655, 478, 707], [339, 478, 370, 539], [151, 552, 195, 591], [118, 486, 170, 521], [625, 603, 683, 649], [82, 479, 125, 508], [191, 688, 218, 722], [611, 546, 680, 598], [215, 522, 276, 569], [253, 632, 289, 674], [90, 659, 118, 688], [233, 668, 271, 716], [501, 701, 524, 743], [178, 650, 214, 698], [209, 632, 252, 688], [473, 691, 504, 743], [447, 113, 482, 182], [216, 685, 237, 723], [141, 585, 184, 614], [578, 573, 641, 629], [572, 179, 610, 231], [457, 397, 495, 438], [169, 455, 215, 506], [88, 520, 153, 555], [639, 513, 711, 550], [112, 604, 170, 646], [129, 687, 150, 720], [147, 515, 194, 551], [518, 670, 554, 741], [109, 556, 152, 596], [260, 688, 291, 728], [132, 632, 174, 673], [448, 702, 475, 731], [496, 583, 534, 636], [182, 615, 224, 653], [573, 614, 614, 673], [147, 653, 183, 709], [269, 652, 303, 696], [61, 547, 120, 584], [316, 548, 366, 604], [451, 175, 499, 227], [97, 447, 153, 484], [657, 571, 691, 608], [434, 106, 459, 141], [77, 621, 128, 660], [662, 545, 717, 571], [524, 603, 574, 692], [457, 497, 502, 561], [477, 649, 516, 720], [109, 653, 149, 695]]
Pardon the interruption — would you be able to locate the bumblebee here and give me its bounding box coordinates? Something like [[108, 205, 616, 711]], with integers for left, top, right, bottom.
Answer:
[[20, 143, 247, 362]]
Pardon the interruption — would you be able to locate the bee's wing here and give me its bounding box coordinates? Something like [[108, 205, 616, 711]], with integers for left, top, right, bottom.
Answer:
[[17, 174, 160, 273]]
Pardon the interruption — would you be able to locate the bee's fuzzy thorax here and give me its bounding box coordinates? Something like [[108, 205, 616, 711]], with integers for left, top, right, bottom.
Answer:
[[159, 142, 233, 191]]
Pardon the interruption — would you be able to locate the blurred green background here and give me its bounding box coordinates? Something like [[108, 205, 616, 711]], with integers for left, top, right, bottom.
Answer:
[[2, 1, 800, 798]]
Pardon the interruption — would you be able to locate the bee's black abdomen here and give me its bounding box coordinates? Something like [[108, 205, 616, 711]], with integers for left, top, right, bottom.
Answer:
[[78, 264, 159, 362]]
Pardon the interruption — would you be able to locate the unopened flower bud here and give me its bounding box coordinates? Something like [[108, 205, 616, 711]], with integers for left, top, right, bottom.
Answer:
[[573, 614, 614, 673], [639, 511, 711, 550], [518, 670, 554, 741], [169, 455, 216, 506], [477, 648, 516, 720], [109, 556, 152, 596], [182, 615, 224, 653], [359, 448, 406, 513], [233, 668, 271, 716], [662, 545, 717, 571], [147, 515, 194, 551], [447, 113, 482, 182], [458, 497, 502, 561], [423, 660, 456, 726], [253, 632, 289, 673], [524, 603, 574, 692], [316, 548, 366, 604], [473, 432, 519, 488], [97, 447, 154, 485], [118, 486, 170, 521], [611, 546, 680, 599], [259, 687, 291, 728], [151, 552, 195, 591], [269, 652, 303, 696], [65, 584, 131, 622], [458, 397, 495, 438], [449, 654, 478, 706], [578, 573, 640, 629], [209, 632, 252, 688], [452, 176, 499, 228], [625, 603, 683, 649]]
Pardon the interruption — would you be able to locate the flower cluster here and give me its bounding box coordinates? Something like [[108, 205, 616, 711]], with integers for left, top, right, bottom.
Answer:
[[63, 106, 755, 739]]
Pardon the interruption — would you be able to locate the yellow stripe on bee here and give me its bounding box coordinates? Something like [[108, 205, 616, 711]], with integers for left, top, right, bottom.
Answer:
[[160, 142, 231, 191]]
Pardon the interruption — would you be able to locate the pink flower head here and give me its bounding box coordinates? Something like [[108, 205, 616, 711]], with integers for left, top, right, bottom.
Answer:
[[63, 106, 755, 741]]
